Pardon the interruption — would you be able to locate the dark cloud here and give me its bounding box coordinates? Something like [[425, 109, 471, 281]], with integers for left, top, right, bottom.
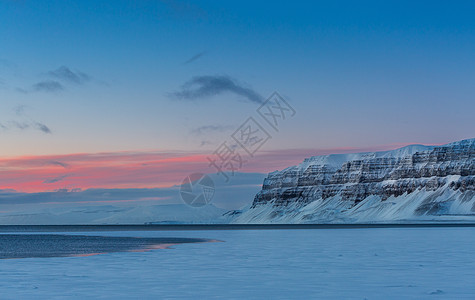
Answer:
[[25, 66, 91, 93], [47, 161, 70, 169], [43, 174, 69, 184], [184, 52, 206, 65], [0, 120, 52, 134], [191, 124, 234, 135], [34, 122, 52, 134], [48, 66, 90, 85], [32, 80, 64, 92], [171, 75, 264, 104]]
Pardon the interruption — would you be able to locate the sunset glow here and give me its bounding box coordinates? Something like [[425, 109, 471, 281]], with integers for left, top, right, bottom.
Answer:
[[0, 143, 422, 193]]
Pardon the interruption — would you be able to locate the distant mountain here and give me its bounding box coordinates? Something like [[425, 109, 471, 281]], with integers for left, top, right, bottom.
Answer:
[[232, 138, 475, 223]]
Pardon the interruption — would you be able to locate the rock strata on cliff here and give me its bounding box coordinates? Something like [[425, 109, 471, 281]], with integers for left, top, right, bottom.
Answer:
[[233, 139, 475, 223]]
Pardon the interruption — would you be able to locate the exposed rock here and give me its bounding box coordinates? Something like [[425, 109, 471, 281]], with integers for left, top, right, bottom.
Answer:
[[233, 139, 475, 223]]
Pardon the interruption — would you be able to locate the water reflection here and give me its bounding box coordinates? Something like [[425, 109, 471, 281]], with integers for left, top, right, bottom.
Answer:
[[0, 234, 213, 259]]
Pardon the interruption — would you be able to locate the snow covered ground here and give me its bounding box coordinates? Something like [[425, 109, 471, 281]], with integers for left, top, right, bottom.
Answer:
[[0, 204, 230, 225], [1, 228, 475, 299]]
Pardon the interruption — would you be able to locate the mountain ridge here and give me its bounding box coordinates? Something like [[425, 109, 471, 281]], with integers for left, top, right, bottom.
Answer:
[[232, 138, 475, 223]]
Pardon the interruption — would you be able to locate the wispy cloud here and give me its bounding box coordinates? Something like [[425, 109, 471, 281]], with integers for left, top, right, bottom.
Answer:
[[183, 52, 206, 65], [190, 124, 234, 148], [171, 75, 264, 104], [43, 174, 69, 184], [0, 172, 266, 211], [0, 143, 421, 194], [0, 106, 52, 134], [32, 80, 64, 92], [47, 161, 70, 169], [0, 147, 329, 193], [25, 66, 91, 93], [0, 120, 52, 134], [0, 151, 209, 193], [9, 121, 30, 130], [190, 124, 234, 135], [34, 122, 52, 133], [48, 66, 91, 85]]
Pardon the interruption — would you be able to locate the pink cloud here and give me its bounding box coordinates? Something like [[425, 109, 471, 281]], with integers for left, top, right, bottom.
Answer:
[[41, 197, 172, 205], [0, 151, 210, 192], [0, 142, 420, 192]]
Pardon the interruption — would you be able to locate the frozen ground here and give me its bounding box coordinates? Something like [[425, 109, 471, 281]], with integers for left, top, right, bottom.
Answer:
[[1, 228, 475, 299]]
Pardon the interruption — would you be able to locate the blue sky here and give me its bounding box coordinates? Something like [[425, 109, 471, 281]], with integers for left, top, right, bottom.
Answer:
[[1, 0, 474, 158], [1, 0, 475, 215], [0, 0, 474, 211]]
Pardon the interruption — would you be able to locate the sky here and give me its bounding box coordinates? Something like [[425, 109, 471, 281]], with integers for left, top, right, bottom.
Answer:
[[0, 0, 474, 211]]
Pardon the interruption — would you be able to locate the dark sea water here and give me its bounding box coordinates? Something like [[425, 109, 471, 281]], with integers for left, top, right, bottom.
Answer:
[[0, 234, 209, 259], [1, 224, 474, 259]]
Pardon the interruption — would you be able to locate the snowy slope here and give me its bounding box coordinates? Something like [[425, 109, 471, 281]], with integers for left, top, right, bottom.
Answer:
[[233, 138, 475, 223]]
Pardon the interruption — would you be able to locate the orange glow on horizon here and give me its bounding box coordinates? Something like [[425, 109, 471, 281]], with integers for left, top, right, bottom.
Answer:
[[0, 143, 419, 193]]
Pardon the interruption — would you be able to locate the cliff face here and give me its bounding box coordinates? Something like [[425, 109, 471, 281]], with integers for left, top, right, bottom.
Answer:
[[233, 139, 475, 223]]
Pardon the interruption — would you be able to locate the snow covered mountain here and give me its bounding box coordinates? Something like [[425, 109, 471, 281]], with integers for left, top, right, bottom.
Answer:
[[232, 138, 475, 223]]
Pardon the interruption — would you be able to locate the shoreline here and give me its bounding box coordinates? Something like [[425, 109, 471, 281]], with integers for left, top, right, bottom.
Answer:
[[1, 223, 475, 232]]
